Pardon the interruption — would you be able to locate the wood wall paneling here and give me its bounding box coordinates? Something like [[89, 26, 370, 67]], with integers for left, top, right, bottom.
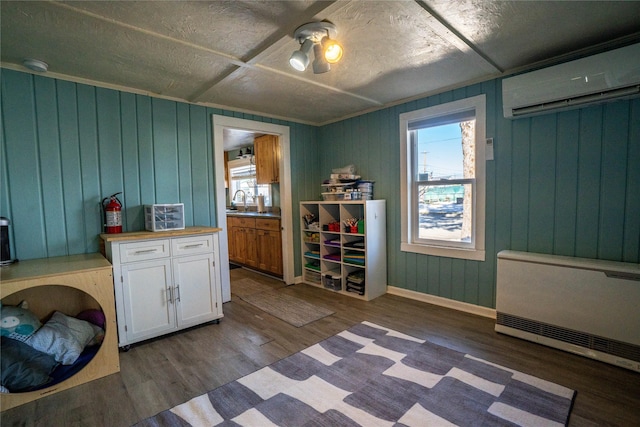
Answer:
[[2, 67, 639, 310], [317, 81, 639, 309], [0, 69, 316, 262], [624, 100, 640, 262]]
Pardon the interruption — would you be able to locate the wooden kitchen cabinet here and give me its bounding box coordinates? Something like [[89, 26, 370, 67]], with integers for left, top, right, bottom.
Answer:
[[101, 228, 224, 348], [227, 216, 282, 276], [254, 134, 280, 184], [255, 218, 282, 276], [228, 217, 257, 267]]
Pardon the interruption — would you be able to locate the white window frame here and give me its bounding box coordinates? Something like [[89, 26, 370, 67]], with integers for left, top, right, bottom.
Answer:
[[400, 95, 486, 261]]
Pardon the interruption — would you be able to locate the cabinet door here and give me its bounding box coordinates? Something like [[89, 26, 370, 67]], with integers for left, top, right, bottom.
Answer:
[[231, 227, 246, 264], [244, 227, 258, 268], [121, 259, 175, 343], [257, 229, 283, 275], [173, 253, 220, 329], [255, 135, 279, 184]]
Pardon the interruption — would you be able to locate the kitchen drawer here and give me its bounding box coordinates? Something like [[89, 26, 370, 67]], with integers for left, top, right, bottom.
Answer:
[[172, 235, 214, 257], [120, 239, 170, 263], [230, 216, 256, 228], [255, 218, 280, 231]]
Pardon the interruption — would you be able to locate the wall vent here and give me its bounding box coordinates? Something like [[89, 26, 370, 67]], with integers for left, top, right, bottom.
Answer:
[[497, 313, 640, 363]]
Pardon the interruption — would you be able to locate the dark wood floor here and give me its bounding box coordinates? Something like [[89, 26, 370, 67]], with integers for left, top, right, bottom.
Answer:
[[2, 268, 639, 426]]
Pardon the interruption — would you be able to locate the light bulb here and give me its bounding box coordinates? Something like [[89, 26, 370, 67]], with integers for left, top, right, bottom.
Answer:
[[322, 38, 343, 64]]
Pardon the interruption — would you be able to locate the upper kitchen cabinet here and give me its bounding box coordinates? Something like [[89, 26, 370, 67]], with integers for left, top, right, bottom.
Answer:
[[254, 135, 280, 184]]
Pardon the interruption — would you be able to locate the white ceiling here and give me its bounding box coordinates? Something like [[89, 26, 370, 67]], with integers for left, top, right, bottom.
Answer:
[[2, 1, 639, 138]]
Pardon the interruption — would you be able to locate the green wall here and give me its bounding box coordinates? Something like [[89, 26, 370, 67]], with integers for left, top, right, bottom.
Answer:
[[0, 69, 318, 260], [2, 68, 638, 309], [319, 80, 640, 308]]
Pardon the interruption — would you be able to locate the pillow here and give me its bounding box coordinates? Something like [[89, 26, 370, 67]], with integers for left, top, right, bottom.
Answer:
[[76, 309, 106, 329], [1, 336, 58, 392], [0, 301, 42, 343], [26, 311, 102, 365]]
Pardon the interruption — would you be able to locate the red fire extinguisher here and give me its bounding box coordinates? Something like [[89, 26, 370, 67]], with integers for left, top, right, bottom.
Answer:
[[102, 192, 123, 234]]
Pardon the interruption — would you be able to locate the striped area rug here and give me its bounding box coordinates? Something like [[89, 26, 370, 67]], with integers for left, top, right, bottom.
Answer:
[[137, 321, 575, 426]]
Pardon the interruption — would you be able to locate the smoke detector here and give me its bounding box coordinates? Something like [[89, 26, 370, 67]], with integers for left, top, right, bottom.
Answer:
[[23, 58, 48, 72]]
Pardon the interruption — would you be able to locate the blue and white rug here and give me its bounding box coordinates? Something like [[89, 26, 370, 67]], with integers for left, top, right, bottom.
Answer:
[[137, 321, 575, 426]]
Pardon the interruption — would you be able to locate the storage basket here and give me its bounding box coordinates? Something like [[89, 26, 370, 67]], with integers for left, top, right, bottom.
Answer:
[[306, 270, 321, 285], [144, 203, 185, 231]]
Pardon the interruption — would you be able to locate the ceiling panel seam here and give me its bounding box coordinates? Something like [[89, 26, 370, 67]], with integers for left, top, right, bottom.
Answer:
[[414, 0, 503, 74], [54, 1, 381, 109]]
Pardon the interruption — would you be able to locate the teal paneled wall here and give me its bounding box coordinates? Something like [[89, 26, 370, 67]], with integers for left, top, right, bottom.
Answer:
[[2, 66, 637, 308], [0, 69, 317, 261], [319, 79, 640, 308]]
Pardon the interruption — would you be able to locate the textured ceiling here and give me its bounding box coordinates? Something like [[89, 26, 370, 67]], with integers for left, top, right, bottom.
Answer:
[[2, 0, 640, 131]]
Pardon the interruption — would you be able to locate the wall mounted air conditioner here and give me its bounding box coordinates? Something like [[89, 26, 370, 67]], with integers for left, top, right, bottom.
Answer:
[[502, 43, 640, 118]]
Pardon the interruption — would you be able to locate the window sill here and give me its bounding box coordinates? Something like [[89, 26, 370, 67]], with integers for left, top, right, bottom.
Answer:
[[401, 242, 485, 261]]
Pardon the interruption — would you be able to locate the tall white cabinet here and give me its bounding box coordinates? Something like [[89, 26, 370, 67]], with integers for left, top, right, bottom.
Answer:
[[101, 227, 224, 348], [300, 200, 386, 301]]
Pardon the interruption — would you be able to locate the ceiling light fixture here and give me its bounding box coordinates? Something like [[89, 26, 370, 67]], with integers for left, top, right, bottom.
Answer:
[[289, 39, 313, 72], [289, 21, 343, 74], [22, 58, 48, 73]]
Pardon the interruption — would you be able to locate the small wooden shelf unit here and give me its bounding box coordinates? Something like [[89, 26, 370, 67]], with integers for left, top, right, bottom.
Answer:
[[0, 253, 120, 410]]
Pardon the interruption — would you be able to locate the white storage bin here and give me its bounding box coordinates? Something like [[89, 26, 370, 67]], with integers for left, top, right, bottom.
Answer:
[[145, 203, 185, 231]]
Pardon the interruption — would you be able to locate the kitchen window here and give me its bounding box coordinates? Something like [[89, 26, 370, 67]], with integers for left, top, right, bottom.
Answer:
[[229, 157, 271, 207], [399, 95, 486, 261]]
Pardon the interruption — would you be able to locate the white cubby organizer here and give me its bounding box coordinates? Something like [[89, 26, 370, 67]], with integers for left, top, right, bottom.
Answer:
[[300, 200, 386, 301]]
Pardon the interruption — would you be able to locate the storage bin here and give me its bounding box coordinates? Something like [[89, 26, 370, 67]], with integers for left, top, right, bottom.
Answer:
[[145, 203, 185, 231], [323, 272, 342, 290], [306, 270, 321, 285], [322, 192, 346, 201]]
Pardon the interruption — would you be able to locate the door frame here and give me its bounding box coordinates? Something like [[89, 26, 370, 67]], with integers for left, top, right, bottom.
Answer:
[[212, 115, 294, 302]]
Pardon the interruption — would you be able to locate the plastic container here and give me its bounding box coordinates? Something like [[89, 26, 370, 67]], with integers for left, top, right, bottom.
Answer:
[[323, 272, 342, 290], [322, 192, 346, 201], [306, 270, 321, 285], [144, 203, 185, 231]]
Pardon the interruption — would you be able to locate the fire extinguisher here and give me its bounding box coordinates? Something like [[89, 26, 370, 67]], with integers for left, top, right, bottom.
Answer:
[[102, 192, 123, 234]]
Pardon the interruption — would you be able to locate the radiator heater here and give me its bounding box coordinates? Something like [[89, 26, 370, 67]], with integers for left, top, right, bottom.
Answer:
[[495, 250, 640, 372]]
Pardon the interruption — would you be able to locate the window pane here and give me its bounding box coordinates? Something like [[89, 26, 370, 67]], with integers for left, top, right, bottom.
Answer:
[[418, 183, 473, 242], [415, 122, 474, 181]]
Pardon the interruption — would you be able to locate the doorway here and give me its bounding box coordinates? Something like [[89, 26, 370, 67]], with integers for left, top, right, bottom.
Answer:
[[212, 116, 294, 302]]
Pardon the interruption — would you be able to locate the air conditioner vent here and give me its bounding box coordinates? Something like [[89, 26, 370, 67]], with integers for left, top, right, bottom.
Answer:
[[497, 313, 640, 363], [503, 43, 640, 118]]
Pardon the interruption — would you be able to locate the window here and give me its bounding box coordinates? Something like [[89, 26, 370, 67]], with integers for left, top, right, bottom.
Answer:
[[228, 157, 271, 206], [400, 95, 486, 261]]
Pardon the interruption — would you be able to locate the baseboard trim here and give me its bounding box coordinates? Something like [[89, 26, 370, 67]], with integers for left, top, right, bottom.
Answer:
[[294, 276, 495, 319], [386, 286, 496, 319]]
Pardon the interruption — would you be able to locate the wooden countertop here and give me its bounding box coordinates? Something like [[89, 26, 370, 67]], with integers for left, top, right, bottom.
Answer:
[[100, 226, 222, 243], [0, 253, 111, 284]]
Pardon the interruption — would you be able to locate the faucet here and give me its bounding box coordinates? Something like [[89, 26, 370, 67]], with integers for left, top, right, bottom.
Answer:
[[232, 190, 246, 211]]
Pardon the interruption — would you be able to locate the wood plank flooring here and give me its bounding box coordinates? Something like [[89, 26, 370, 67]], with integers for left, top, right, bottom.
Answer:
[[2, 268, 639, 426]]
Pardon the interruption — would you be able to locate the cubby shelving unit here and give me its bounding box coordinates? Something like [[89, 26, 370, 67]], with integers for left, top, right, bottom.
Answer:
[[300, 200, 386, 301]]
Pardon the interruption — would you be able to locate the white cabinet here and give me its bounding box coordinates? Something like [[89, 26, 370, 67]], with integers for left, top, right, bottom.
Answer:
[[121, 258, 175, 343], [102, 228, 224, 348], [300, 200, 386, 301]]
